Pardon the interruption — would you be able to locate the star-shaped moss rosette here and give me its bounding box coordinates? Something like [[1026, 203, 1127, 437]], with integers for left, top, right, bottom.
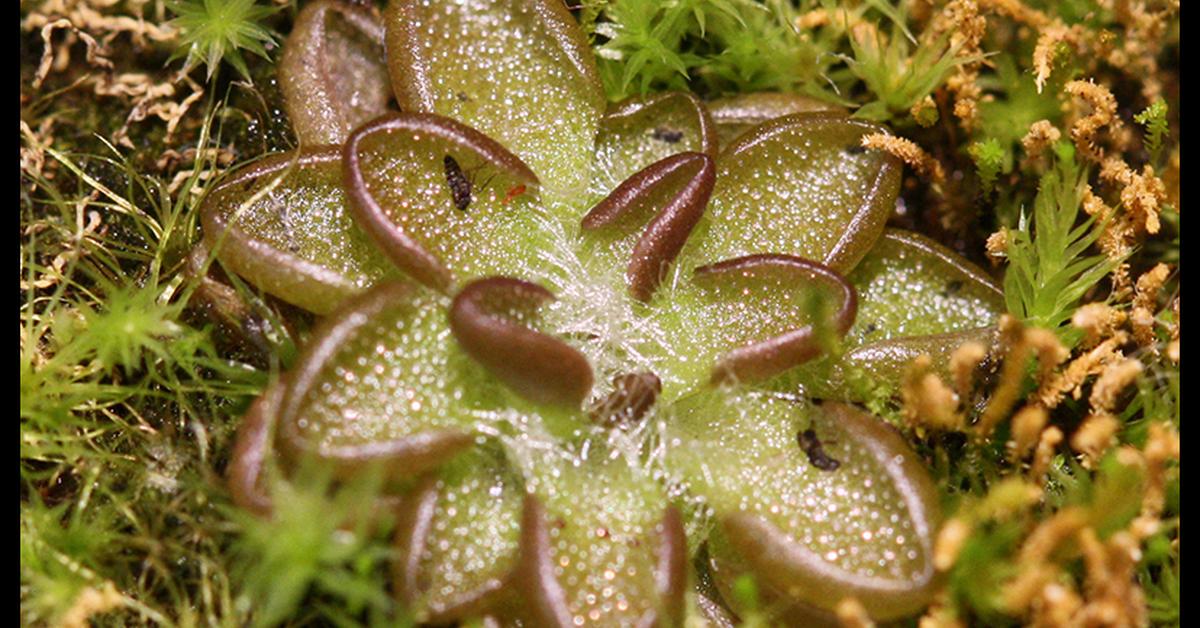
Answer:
[[204, 1, 1007, 624]]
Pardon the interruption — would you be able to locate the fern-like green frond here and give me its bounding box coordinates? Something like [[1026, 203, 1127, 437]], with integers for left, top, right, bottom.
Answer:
[[1134, 98, 1170, 165], [1002, 142, 1123, 338]]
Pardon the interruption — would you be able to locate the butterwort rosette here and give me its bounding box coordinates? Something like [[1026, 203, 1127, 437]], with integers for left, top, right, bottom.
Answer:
[[202, 1, 1006, 624]]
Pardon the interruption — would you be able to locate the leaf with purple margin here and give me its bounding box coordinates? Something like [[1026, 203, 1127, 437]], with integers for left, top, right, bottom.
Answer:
[[678, 113, 902, 274], [589, 92, 717, 199], [200, 148, 399, 315], [648, 255, 856, 396], [279, 0, 392, 145], [393, 446, 523, 624], [667, 393, 939, 623], [706, 92, 845, 149], [516, 454, 685, 627], [385, 0, 605, 197], [343, 112, 547, 292], [273, 282, 506, 479], [580, 152, 715, 302]]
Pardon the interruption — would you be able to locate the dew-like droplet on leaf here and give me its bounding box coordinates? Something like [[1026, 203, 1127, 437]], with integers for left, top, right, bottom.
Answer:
[[668, 393, 939, 621], [649, 255, 856, 395], [590, 92, 717, 198], [200, 148, 399, 315], [679, 113, 901, 273], [517, 455, 685, 627], [846, 229, 1004, 346], [385, 0, 604, 197], [342, 112, 545, 292], [279, 0, 392, 145], [393, 446, 523, 623], [780, 229, 1005, 399], [275, 282, 496, 478], [706, 91, 846, 149], [581, 152, 715, 302]]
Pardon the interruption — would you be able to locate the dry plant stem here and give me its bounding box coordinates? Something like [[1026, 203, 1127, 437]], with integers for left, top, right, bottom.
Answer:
[[977, 317, 1029, 437], [1065, 80, 1119, 163], [1035, 332, 1128, 409], [949, 341, 986, 400], [902, 355, 962, 431], [860, 133, 945, 184], [1008, 404, 1049, 461]]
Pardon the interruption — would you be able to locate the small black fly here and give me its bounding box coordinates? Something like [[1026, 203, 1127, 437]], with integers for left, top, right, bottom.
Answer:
[[939, 279, 964, 298], [651, 127, 684, 144], [443, 155, 472, 211], [844, 144, 867, 155], [798, 428, 841, 471]]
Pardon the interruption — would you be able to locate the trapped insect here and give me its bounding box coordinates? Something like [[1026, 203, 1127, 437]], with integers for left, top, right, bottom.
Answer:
[[798, 428, 841, 471], [443, 155, 472, 211], [650, 126, 684, 143], [501, 183, 527, 206]]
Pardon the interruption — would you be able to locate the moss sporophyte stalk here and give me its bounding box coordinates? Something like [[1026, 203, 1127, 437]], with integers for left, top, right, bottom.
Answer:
[[196, 0, 1012, 624]]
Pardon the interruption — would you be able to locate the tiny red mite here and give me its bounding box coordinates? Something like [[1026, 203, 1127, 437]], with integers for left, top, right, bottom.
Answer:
[[501, 183, 527, 206]]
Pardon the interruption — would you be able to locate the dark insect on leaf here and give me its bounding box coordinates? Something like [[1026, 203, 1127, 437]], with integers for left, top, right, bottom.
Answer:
[[588, 372, 661, 428], [844, 144, 866, 155], [797, 428, 841, 471], [651, 127, 684, 143], [940, 279, 964, 297], [443, 155, 472, 211]]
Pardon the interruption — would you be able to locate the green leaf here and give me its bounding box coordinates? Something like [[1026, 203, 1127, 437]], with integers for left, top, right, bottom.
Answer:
[[200, 148, 399, 315], [969, 138, 1007, 195], [272, 283, 503, 479], [1134, 98, 1170, 164], [516, 450, 683, 627], [650, 255, 856, 395], [669, 394, 940, 622], [588, 91, 717, 199], [393, 447, 523, 623], [342, 113, 548, 293], [706, 92, 845, 149], [677, 113, 902, 273], [846, 229, 1005, 346], [781, 228, 1004, 401], [278, 0, 391, 145], [385, 0, 606, 197], [168, 0, 280, 82]]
